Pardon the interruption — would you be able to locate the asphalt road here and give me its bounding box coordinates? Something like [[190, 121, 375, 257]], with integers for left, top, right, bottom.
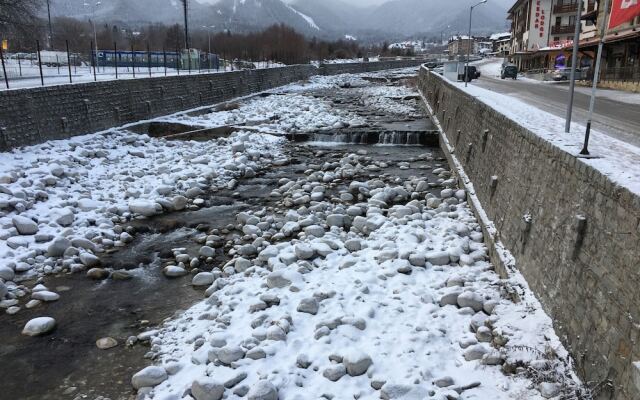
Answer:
[[473, 73, 640, 147]]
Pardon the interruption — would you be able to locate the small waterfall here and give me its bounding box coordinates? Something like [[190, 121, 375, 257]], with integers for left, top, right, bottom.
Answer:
[[302, 130, 436, 146]]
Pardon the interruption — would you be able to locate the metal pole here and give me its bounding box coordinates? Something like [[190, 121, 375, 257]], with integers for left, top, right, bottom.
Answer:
[[163, 48, 167, 76], [565, 0, 583, 133], [581, 0, 611, 156], [131, 45, 136, 78], [114, 41, 118, 79], [465, 8, 473, 87], [90, 40, 96, 81], [183, 0, 191, 73], [37, 40, 45, 86], [46, 0, 53, 49], [0, 46, 9, 89], [66, 40, 72, 83], [176, 45, 180, 75], [18, 53, 22, 77], [147, 42, 152, 77]]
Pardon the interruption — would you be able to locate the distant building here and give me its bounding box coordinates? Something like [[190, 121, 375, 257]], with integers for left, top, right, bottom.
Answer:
[[489, 32, 511, 56], [448, 36, 475, 59]]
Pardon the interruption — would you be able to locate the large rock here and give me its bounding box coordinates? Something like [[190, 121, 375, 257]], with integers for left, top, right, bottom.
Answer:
[[22, 317, 56, 336], [0, 266, 15, 281], [343, 350, 373, 376], [217, 346, 245, 365], [192, 272, 215, 287], [79, 252, 101, 268], [425, 250, 450, 266], [297, 297, 319, 315], [266, 271, 291, 288], [131, 366, 168, 389], [54, 208, 75, 226], [457, 291, 484, 312], [191, 378, 225, 400], [128, 200, 161, 217], [247, 381, 278, 400], [12, 215, 38, 235], [47, 237, 71, 257], [380, 384, 428, 399], [31, 291, 60, 302]]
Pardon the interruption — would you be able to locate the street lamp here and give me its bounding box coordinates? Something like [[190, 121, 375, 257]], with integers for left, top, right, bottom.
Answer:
[[202, 25, 215, 71], [84, 1, 101, 72], [46, 0, 53, 49], [465, 0, 487, 87]]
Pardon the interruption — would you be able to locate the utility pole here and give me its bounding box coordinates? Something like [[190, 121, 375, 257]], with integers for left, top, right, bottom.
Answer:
[[581, 0, 611, 156], [182, 0, 191, 72], [46, 0, 54, 49], [465, 0, 487, 87], [564, 0, 583, 133]]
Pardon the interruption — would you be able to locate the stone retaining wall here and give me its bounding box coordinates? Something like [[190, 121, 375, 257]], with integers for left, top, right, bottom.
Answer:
[[0, 60, 423, 151], [417, 67, 640, 400]]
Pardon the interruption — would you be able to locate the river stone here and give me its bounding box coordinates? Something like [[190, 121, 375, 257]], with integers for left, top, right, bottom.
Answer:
[[326, 214, 345, 227], [294, 243, 314, 260], [128, 200, 161, 217], [425, 250, 450, 265], [32, 291, 60, 302], [22, 317, 56, 336], [247, 381, 278, 400], [463, 344, 489, 361], [79, 253, 101, 268], [172, 195, 188, 211], [54, 208, 75, 226], [0, 281, 7, 298], [235, 257, 252, 272], [344, 238, 362, 252], [87, 268, 109, 280], [433, 376, 455, 387], [343, 351, 373, 376], [0, 266, 15, 281], [297, 297, 319, 315], [457, 291, 484, 312], [304, 225, 325, 238], [96, 337, 118, 349], [192, 272, 215, 286], [47, 237, 71, 257], [539, 382, 561, 398], [199, 246, 215, 258], [217, 346, 245, 365], [111, 270, 133, 280], [163, 265, 188, 277], [12, 215, 39, 235], [191, 378, 225, 400], [380, 384, 429, 400], [323, 364, 347, 381], [131, 366, 168, 389], [266, 271, 291, 288]]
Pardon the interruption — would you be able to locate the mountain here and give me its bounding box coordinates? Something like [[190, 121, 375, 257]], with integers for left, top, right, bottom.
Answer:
[[49, 0, 510, 40], [364, 0, 509, 37]]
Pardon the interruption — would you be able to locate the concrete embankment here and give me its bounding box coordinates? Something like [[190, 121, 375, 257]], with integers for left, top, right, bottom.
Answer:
[[418, 66, 640, 400]]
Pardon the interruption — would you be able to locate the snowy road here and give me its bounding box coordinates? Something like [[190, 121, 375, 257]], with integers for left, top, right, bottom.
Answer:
[[0, 69, 587, 400], [476, 60, 640, 148]]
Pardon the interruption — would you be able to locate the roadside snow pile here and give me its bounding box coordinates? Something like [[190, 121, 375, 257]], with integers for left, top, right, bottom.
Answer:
[[133, 150, 585, 400], [0, 129, 285, 317]]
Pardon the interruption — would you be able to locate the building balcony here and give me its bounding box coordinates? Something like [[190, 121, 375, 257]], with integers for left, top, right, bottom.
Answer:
[[553, 1, 596, 14], [551, 24, 576, 34]]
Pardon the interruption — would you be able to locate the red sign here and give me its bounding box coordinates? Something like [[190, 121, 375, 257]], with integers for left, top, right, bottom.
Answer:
[[609, 0, 640, 28]]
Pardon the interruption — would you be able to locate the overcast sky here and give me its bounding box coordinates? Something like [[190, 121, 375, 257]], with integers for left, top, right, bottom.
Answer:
[[198, 0, 514, 8]]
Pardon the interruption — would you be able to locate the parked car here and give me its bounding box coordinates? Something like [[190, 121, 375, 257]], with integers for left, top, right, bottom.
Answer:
[[551, 67, 586, 81], [457, 65, 480, 82], [501, 64, 518, 79]]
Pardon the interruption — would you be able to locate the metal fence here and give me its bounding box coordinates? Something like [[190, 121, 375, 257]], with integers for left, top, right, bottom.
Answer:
[[0, 40, 283, 90]]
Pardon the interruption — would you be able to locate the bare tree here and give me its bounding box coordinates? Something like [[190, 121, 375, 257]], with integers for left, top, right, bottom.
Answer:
[[0, 0, 43, 45]]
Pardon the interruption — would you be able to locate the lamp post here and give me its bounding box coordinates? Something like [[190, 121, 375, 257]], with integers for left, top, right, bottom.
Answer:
[[46, 0, 53, 49], [465, 0, 487, 87], [84, 1, 101, 73], [202, 25, 215, 71]]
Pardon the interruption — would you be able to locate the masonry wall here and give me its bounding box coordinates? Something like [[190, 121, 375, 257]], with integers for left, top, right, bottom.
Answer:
[[0, 60, 424, 152], [418, 67, 640, 400]]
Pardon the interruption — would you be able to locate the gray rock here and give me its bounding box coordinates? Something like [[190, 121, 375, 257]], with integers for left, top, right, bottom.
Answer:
[[539, 382, 561, 399], [128, 200, 161, 217], [0, 281, 7, 298], [296, 353, 311, 368], [217, 346, 245, 365], [0, 266, 15, 281], [433, 376, 455, 388], [224, 372, 248, 388], [457, 291, 484, 312], [86, 268, 109, 280], [326, 214, 345, 227], [344, 238, 362, 252], [323, 364, 347, 381], [304, 225, 325, 238], [463, 344, 489, 361], [47, 237, 71, 257], [343, 351, 372, 376], [199, 246, 216, 258], [247, 381, 278, 400], [32, 291, 60, 302], [172, 195, 188, 211], [131, 366, 168, 389], [235, 257, 252, 272], [191, 378, 225, 400], [12, 215, 38, 235], [192, 272, 214, 286], [163, 265, 187, 277], [294, 243, 314, 260], [380, 384, 428, 399], [439, 290, 463, 307], [266, 271, 291, 289], [22, 317, 56, 336], [79, 252, 101, 268], [297, 297, 319, 315], [408, 253, 426, 267], [246, 347, 266, 360], [54, 208, 75, 226], [425, 250, 450, 265]]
